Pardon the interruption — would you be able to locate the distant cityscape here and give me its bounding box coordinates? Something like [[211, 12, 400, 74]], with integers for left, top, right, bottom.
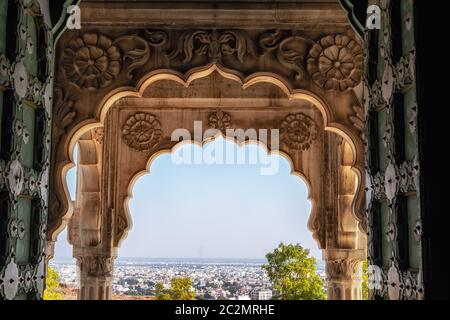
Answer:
[[50, 257, 327, 300]]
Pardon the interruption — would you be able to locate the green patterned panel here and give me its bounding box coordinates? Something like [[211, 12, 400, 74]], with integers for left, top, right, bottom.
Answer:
[[365, 0, 423, 300], [16, 197, 31, 263], [404, 87, 417, 161], [0, 91, 3, 147], [376, 9, 386, 80], [20, 104, 36, 169], [401, 0, 415, 54], [1, 0, 74, 301], [377, 108, 388, 172], [4, 0, 18, 61], [24, 14, 38, 77], [407, 195, 420, 270], [380, 201, 391, 268], [0, 0, 7, 52], [0, 0, 68, 300]]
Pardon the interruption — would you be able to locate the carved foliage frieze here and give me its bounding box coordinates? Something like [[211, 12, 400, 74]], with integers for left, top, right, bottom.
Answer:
[[350, 104, 365, 141], [167, 30, 255, 63], [258, 30, 313, 81], [60, 30, 363, 92], [53, 87, 77, 132]]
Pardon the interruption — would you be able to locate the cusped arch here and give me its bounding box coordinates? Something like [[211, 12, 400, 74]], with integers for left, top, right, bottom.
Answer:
[[120, 133, 318, 248], [48, 65, 366, 250]]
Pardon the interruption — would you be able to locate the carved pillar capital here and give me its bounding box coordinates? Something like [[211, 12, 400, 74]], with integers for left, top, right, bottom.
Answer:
[[325, 257, 362, 282], [76, 255, 115, 277], [323, 249, 366, 300]]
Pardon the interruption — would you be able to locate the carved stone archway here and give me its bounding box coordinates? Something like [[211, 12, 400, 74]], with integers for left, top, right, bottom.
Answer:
[[46, 1, 367, 300]]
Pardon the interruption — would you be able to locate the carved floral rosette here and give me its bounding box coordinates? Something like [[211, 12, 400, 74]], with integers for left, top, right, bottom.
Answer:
[[122, 112, 163, 151], [307, 34, 363, 91], [208, 110, 232, 132], [62, 33, 122, 90], [280, 113, 318, 151]]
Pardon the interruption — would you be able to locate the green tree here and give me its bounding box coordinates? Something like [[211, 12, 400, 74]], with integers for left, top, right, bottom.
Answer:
[[263, 243, 326, 300], [170, 277, 196, 300], [155, 282, 171, 300], [362, 260, 368, 300], [43, 267, 63, 300], [155, 277, 195, 300]]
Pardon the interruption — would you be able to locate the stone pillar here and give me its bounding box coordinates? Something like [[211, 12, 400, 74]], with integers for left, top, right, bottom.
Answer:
[[45, 240, 56, 267], [324, 249, 365, 300], [75, 255, 115, 300]]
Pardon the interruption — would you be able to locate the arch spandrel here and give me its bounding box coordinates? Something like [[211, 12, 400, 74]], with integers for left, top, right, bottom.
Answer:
[[48, 25, 364, 252]]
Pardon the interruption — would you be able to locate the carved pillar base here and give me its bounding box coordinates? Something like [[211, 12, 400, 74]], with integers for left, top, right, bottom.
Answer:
[[75, 255, 115, 300], [324, 249, 366, 300]]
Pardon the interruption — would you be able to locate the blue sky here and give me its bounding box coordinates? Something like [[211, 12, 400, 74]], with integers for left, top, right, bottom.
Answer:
[[55, 137, 321, 260]]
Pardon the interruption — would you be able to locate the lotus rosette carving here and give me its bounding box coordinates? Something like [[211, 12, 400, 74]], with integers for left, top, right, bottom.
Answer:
[[307, 34, 363, 91], [62, 33, 121, 89], [122, 113, 162, 151], [280, 113, 318, 151]]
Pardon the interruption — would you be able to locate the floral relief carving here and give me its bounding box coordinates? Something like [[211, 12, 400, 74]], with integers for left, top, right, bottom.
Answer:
[[93, 128, 104, 145], [208, 110, 232, 132], [60, 30, 364, 93], [116, 213, 128, 240], [307, 34, 363, 91], [53, 87, 77, 131], [259, 30, 312, 80], [122, 112, 163, 151], [167, 30, 256, 63], [62, 33, 122, 90], [62, 31, 169, 89], [350, 104, 366, 141], [113, 30, 167, 79], [280, 113, 318, 151]]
